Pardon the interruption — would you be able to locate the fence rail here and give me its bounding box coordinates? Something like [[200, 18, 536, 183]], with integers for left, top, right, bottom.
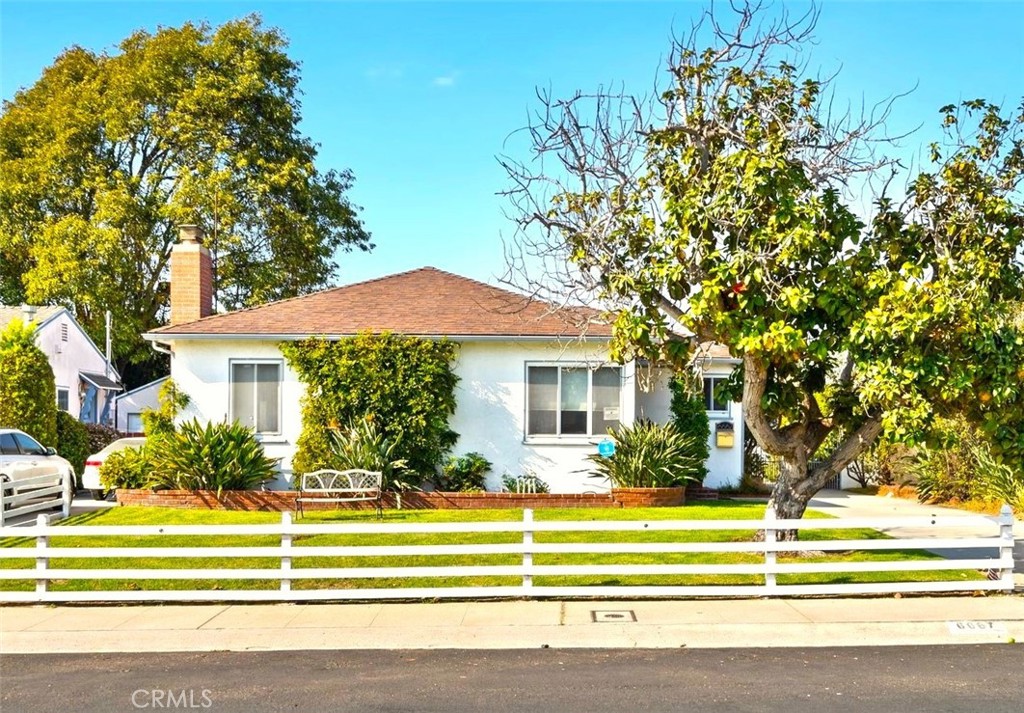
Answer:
[[0, 471, 72, 527], [0, 506, 1015, 603]]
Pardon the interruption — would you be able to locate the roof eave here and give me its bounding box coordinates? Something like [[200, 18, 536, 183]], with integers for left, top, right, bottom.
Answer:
[[143, 332, 613, 343]]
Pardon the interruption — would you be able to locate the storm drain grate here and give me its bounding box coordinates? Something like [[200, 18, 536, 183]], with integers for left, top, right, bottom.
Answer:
[[591, 610, 637, 623]]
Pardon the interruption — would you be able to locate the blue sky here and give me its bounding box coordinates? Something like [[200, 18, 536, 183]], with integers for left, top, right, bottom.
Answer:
[[2, 1, 1022, 288]]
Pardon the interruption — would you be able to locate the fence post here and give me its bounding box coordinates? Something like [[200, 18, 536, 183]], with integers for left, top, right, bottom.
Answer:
[[0, 479, 6, 527], [522, 508, 533, 589], [280, 511, 292, 593], [998, 504, 1015, 592], [764, 508, 777, 594], [35, 513, 49, 595], [62, 470, 72, 519]]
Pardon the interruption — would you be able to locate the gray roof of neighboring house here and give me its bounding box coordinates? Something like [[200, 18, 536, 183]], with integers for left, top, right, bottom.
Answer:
[[0, 305, 66, 331]]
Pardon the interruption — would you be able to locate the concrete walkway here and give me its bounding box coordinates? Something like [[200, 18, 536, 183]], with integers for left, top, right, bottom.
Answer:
[[809, 490, 1024, 578], [3, 596, 1023, 654]]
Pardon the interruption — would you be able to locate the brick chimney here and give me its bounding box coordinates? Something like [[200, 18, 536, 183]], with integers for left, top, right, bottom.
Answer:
[[169, 224, 213, 325]]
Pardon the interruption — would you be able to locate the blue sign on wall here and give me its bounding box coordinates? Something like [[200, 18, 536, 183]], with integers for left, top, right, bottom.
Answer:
[[598, 438, 616, 457]]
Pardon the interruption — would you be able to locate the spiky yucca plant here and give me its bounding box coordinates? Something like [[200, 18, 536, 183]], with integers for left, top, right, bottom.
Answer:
[[588, 420, 704, 489], [328, 415, 415, 492], [147, 420, 277, 495]]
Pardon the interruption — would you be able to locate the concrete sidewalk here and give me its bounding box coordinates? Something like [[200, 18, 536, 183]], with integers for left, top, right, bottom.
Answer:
[[3, 596, 1023, 654]]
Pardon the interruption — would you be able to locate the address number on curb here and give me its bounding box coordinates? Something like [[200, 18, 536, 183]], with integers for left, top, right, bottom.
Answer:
[[947, 621, 1007, 635]]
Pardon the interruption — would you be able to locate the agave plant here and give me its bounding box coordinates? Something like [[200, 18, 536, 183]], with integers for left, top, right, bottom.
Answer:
[[147, 420, 278, 495], [328, 415, 416, 492], [588, 420, 704, 489]]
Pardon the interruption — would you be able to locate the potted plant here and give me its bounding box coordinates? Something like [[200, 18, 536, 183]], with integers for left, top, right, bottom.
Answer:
[[588, 420, 704, 507]]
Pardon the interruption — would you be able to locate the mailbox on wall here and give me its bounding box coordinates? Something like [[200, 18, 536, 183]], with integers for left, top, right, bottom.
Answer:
[[715, 421, 735, 448]]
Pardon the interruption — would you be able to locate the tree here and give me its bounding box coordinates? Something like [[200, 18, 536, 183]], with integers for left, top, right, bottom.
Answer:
[[0, 16, 371, 383], [0, 318, 58, 447], [501, 2, 1024, 524]]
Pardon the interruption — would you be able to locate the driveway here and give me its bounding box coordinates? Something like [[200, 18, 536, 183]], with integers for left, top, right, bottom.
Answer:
[[810, 490, 1024, 577]]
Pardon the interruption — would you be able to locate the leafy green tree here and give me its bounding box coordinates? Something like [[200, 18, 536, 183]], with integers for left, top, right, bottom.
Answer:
[[502, 3, 1024, 523], [0, 16, 371, 380], [0, 318, 57, 447], [56, 411, 91, 477], [140, 379, 190, 438]]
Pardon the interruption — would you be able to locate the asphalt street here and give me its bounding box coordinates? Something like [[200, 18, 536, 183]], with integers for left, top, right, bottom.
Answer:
[[4, 645, 1023, 713]]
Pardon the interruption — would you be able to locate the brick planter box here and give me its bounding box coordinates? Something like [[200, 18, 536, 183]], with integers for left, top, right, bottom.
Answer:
[[116, 489, 620, 511], [610, 486, 686, 508]]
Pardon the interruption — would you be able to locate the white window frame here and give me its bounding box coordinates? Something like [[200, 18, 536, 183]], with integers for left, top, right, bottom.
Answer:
[[126, 412, 144, 434], [56, 387, 70, 412], [228, 359, 283, 436], [703, 375, 731, 417], [524, 362, 623, 442]]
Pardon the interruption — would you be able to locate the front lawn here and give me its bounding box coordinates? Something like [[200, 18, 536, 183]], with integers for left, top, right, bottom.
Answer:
[[0, 503, 987, 592]]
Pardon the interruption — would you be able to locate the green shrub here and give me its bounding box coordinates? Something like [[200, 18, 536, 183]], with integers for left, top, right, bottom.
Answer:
[[99, 446, 152, 490], [141, 379, 189, 437], [56, 410, 90, 476], [147, 420, 277, 494], [973, 442, 1024, 513], [439, 452, 492, 492], [326, 416, 415, 492], [0, 318, 57, 447], [911, 416, 989, 503], [84, 423, 121, 453], [282, 333, 459, 480], [587, 419, 704, 488], [669, 376, 710, 482]]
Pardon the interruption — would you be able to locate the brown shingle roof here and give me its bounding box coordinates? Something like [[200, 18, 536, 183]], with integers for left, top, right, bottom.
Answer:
[[147, 267, 613, 339]]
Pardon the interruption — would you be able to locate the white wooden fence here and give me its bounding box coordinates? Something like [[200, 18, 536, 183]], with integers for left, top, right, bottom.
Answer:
[[0, 506, 1016, 603], [0, 471, 72, 527]]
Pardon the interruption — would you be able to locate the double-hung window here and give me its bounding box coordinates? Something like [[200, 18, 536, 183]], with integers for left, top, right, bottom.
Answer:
[[703, 376, 731, 414], [230, 361, 282, 434], [526, 365, 622, 438], [56, 388, 69, 412]]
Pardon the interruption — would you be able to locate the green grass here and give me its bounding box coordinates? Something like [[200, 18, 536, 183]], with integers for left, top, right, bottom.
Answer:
[[0, 503, 986, 592]]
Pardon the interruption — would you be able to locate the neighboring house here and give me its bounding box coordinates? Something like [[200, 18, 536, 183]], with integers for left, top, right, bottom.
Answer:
[[144, 226, 743, 492], [0, 305, 122, 425], [114, 376, 168, 434]]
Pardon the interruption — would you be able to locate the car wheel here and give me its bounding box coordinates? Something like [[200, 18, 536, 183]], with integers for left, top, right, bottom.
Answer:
[[91, 489, 107, 501]]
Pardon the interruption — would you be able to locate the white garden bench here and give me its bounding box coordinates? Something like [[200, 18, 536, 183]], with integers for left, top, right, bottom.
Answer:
[[295, 469, 383, 519]]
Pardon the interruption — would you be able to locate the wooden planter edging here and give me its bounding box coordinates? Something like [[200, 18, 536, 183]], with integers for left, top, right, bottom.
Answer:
[[115, 489, 620, 511]]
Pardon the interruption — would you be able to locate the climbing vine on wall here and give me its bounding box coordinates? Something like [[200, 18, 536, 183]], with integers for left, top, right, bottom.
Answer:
[[281, 333, 460, 481]]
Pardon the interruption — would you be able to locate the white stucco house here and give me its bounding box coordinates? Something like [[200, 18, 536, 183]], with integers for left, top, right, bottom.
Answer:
[[144, 227, 744, 492], [0, 304, 122, 424]]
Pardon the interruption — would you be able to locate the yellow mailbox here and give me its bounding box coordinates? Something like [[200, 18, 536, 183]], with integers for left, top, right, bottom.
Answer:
[[715, 421, 735, 448]]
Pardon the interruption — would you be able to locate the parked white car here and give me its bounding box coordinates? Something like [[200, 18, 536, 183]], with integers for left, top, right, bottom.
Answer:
[[0, 428, 75, 495], [81, 437, 146, 499]]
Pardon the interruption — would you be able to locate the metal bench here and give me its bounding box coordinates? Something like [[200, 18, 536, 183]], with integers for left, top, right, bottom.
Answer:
[[295, 469, 383, 519]]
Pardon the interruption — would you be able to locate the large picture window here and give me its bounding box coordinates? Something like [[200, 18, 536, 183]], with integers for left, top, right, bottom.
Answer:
[[231, 361, 282, 434], [527, 365, 622, 437]]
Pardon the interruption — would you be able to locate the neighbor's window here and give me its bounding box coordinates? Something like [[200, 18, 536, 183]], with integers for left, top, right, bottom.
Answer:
[[703, 376, 730, 413], [527, 365, 622, 437], [126, 412, 144, 434], [230, 361, 282, 434], [56, 388, 69, 412]]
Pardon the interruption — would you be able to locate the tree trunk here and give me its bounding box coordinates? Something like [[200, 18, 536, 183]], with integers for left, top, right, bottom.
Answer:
[[765, 456, 813, 540]]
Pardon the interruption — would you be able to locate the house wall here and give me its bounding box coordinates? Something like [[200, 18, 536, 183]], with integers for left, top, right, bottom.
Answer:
[[448, 340, 636, 493], [168, 337, 743, 493], [115, 377, 167, 433], [35, 312, 115, 423], [170, 339, 303, 489], [633, 365, 744, 490]]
